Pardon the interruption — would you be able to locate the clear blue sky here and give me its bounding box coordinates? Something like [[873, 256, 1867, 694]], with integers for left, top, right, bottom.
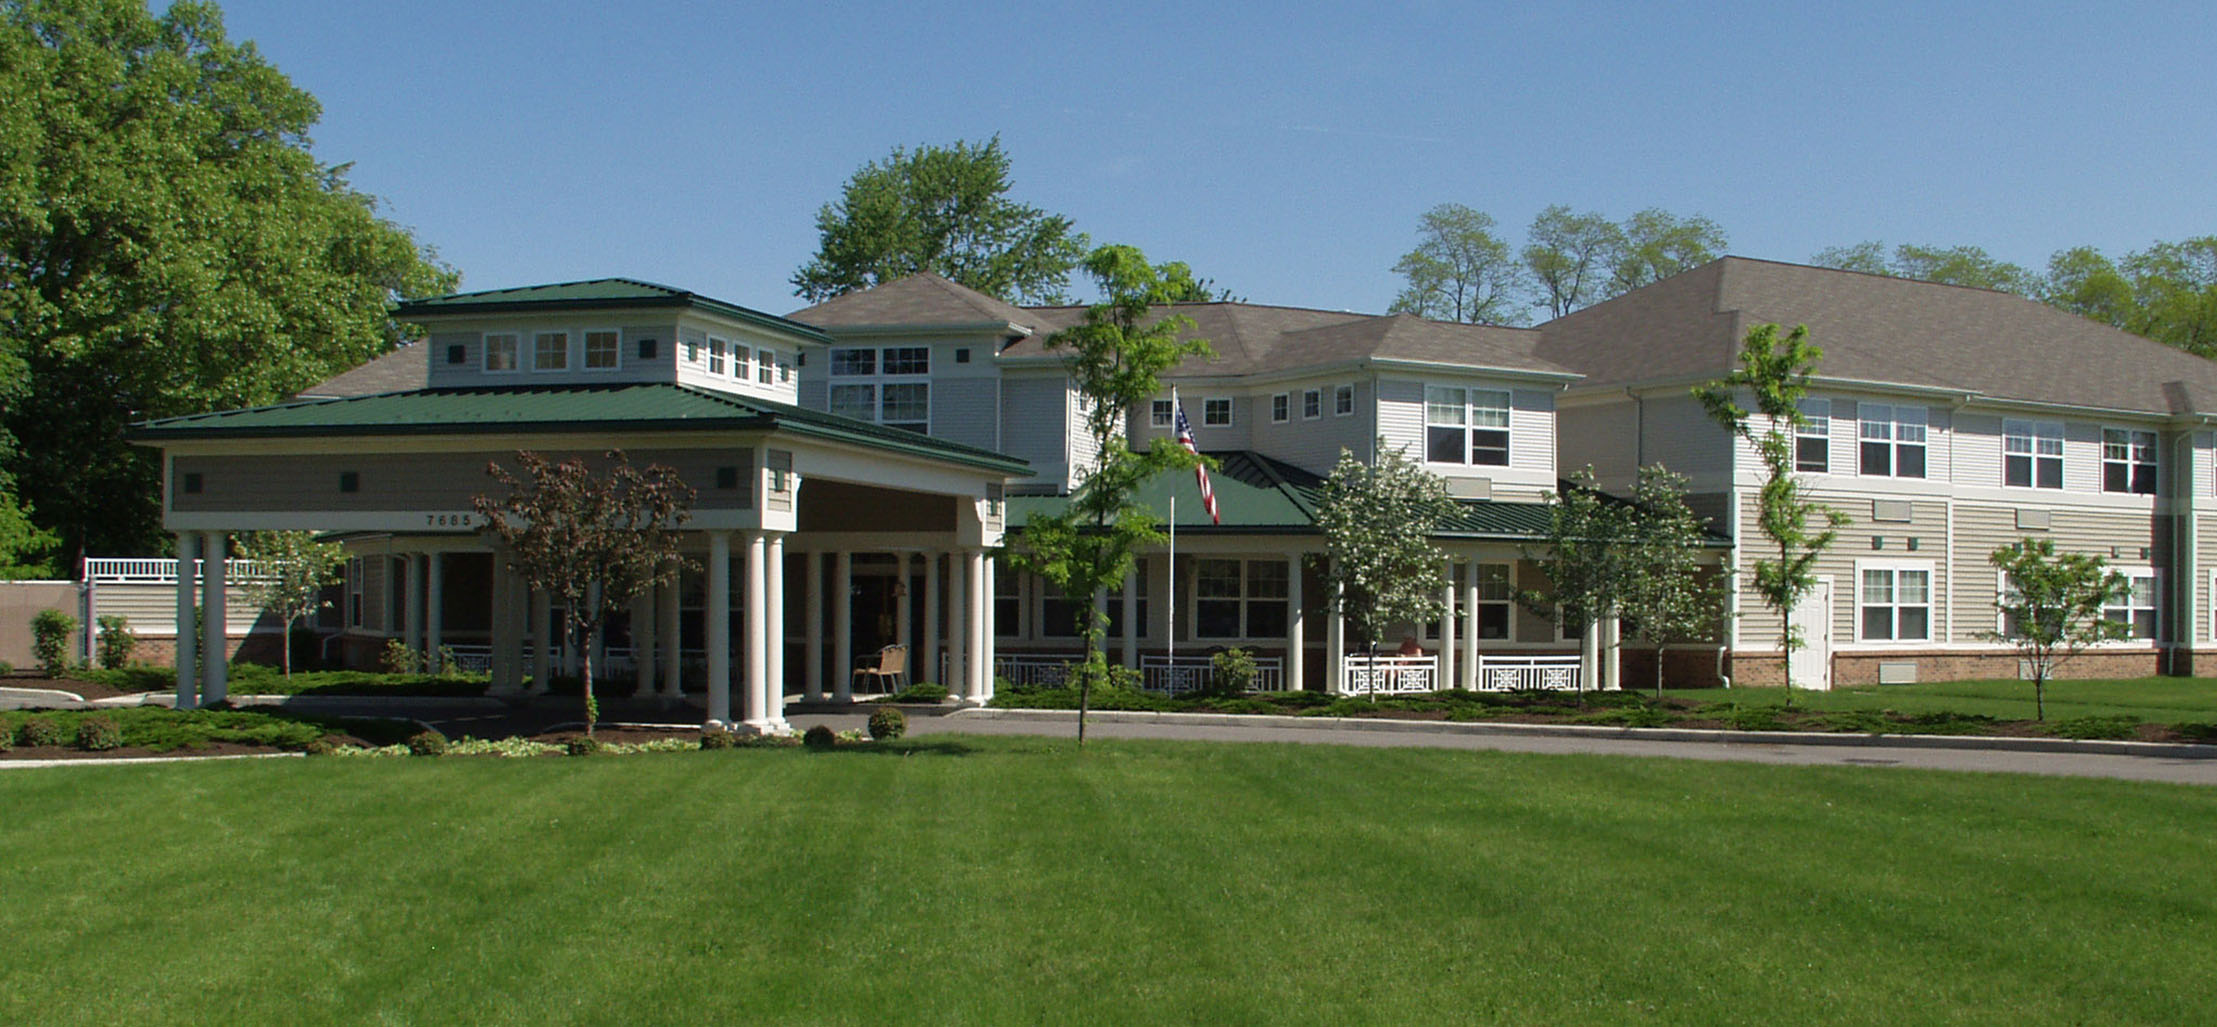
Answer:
[[212, 0, 2217, 317]]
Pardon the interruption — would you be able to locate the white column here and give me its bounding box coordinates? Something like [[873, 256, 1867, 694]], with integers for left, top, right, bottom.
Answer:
[[1327, 580, 1346, 695], [1461, 561, 1481, 690], [742, 531, 768, 729], [1580, 614, 1601, 693], [405, 553, 426, 658], [894, 551, 913, 662], [803, 551, 825, 702], [707, 531, 732, 725], [966, 549, 989, 702], [922, 551, 941, 688], [833, 551, 854, 703], [425, 552, 445, 660], [658, 572, 682, 699], [631, 586, 656, 697], [766, 533, 788, 731], [201, 531, 229, 704], [529, 589, 551, 695], [1439, 559, 1457, 691], [1121, 569, 1139, 670], [1286, 554, 1304, 693], [173, 532, 200, 709], [1603, 609, 1623, 691], [946, 549, 967, 703], [982, 553, 997, 702]]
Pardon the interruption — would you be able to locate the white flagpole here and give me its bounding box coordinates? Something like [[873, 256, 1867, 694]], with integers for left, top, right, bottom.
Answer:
[[1168, 387, 1179, 680]]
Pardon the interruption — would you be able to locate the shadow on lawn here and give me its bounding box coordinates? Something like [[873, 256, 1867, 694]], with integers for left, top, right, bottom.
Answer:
[[816, 737, 983, 758]]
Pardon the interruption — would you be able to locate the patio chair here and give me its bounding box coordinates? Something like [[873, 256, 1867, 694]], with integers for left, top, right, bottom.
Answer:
[[852, 644, 908, 694]]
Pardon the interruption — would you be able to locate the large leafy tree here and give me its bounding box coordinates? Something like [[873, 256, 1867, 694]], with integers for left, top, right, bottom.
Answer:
[[1609, 208, 1728, 295], [1987, 539, 2128, 722], [1810, 242, 2039, 294], [1694, 323, 1846, 703], [0, 0, 457, 564], [1313, 440, 1455, 660], [474, 451, 693, 736], [792, 137, 1087, 305], [1388, 203, 1530, 325], [1523, 206, 1626, 319], [1016, 245, 1211, 744]]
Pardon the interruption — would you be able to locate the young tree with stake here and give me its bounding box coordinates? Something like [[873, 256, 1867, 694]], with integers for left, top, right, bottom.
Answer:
[[1987, 539, 2129, 721], [238, 531, 347, 678]]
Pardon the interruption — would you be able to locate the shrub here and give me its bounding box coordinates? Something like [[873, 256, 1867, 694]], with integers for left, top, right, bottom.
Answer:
[[2047, 715, 2140, 741], [381, 639, 424, 675], [867, 705, 907, 741], [1208, 647, 1258, 697], [565, 736, 605, 757], [2175, 722, 2217, 744], [95, 616, 137, 670], [404, 729, 448, 757], [303, 737, 336, 756], [16, 715, 64, 748], [1721, 705, 1785, 732], [699, 727, 736, 750], [0, 726, 10, 752], [0, 660, 11, 675], [31, 609, 76, 678], [75, 716, 122, 751], [803, 724, 837, 750], [881, 681, 949, 704]]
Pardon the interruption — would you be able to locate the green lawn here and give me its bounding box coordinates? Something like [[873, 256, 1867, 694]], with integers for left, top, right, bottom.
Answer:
[[1671, 676, 2217, 722], [82, 664, 489, 697], [2, 738, 2211, 1025]]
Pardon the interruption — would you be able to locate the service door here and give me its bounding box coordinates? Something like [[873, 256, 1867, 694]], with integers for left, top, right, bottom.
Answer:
[[1787, 577, 1833, 691]]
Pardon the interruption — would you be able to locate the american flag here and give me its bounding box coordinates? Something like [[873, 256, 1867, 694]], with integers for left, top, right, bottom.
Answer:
[[1174, 399, 1219, 524]]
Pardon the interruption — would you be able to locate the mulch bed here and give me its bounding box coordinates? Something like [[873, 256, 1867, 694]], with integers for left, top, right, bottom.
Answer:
[[0, 672, 146, 702], [0, 740, 281, 762]]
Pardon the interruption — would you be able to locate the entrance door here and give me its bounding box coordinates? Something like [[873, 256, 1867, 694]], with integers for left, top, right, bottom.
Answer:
[[1787, 577, 1832, 691]]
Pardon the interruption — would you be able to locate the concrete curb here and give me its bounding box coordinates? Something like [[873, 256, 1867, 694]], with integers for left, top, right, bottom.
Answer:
[[0, 752, 303, 771], [948, 707, 2217, 760], [0, 686, 87, 705]]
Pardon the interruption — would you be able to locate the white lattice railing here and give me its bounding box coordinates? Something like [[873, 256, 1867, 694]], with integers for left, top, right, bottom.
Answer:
[[1473, 655, 1582, 692], [1339, 653, 1582, 695], [84, 557, 275, 584], [1140, 654, 1285, 694], [1340, 655, 1438, 695]]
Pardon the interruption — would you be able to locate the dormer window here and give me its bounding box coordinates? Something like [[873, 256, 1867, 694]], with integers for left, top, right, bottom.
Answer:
[[484, 333, 519, 372], [735, 344, 752, 380], [1425, 386, 1509, 466], [708, 338, 727, 375], [584, 331, 619, 370], [1335, 384, 1354, 416], [533, 331, 568, 371], [758, 350, 778, 385]]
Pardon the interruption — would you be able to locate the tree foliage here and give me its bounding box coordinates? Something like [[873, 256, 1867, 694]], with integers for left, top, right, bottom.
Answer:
[[1520, 467, 1628, 673], [1524, 206, 1627, 319], [1389, 204, 1530, 325], [1986, 539, 2129, 722], [1313, 440, 1455, 656], [1015, 245, 1212, 743], [474, 451, 694, 734], [791, 137, 1087, 305], [1610, 208, 1728, 295], [1810, 241, 2039, 294], [0, 0, 458, 561], [237, 530, 345, 678], [1694, 324, 1845, 703], [1617, 465, 1726, 695]]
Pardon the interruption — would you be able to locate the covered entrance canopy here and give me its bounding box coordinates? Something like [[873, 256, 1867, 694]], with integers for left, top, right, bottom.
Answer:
[[131, 381, 1031, 732]]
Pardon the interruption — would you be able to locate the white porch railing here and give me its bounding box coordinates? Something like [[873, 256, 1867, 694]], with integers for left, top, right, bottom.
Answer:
[[1473, 655, 1582, 692], [1338, 653, 1583, 695], [1140, 654, 1285, 694], [988, 652, 1082, 688], [84, 557, 275, 584], [1340, 655, 1438, 695]]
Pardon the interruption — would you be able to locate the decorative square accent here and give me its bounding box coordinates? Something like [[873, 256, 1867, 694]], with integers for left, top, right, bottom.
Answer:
[[715, 466, 739, 490], [338, 471, 359, 493], [446, 344, 465, 364]]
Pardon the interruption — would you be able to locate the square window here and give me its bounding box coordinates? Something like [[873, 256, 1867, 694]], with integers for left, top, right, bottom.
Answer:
[[2103, 428, 2157, 494], [533, 331, 568, 371], [338, 471, 359, 493], [182, 472, 203, 494], [637, 337, 658, 360], [445, 344, 465, 365], [715, 466, 739, 490], [1203, 398, 1232, 427], [584, 330, 619, 369], [484, 333, 519, 372], [1151, 399, 1174, 428], [829, 384, 876, 421]]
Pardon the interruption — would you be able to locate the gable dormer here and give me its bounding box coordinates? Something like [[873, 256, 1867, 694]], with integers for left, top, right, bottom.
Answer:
[[399, 278, 831, 404]]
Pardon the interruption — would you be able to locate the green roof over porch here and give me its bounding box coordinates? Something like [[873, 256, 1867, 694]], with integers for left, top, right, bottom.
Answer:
[[130, 383, 1032, 476]]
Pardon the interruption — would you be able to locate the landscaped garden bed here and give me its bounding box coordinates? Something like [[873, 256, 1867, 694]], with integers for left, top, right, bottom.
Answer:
[[0, 706, 416, 761], [988, 679, 2217, 745]]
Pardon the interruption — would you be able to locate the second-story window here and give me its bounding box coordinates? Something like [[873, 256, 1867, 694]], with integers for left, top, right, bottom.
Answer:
[[707, 338, 727, 375], [1858, 403, 1926, 478], [1425, 386, 1510, 466], [1203, 398, 1232, 427], [1270, 394, 1289, 423], [735, 344, 752, 380], [758, 349, 778, 385], [1796, 399, 1829, 472], [533, 331, 568, 371], [2103, 428, 2157, 494], [829, 346, 930, 433], [584, 331, 619, 370], [1335, 384, 1354, 416], [484, 333, 519, 372], [2004, 419, 2064, 489], [1151, 399, 1174, 428]]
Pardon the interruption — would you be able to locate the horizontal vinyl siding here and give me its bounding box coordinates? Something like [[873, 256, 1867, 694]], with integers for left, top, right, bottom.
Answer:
[[930, 376, 998, 452], [1736, 492, 1951, 650], [1001, 377, 1071, 489], [1509, 389, 1553, 475], [1643, 394, 1734, 488], [89, 583, 266, 635], [1377, 379, 1424, 460], [174, 449, 757, 513], [1557, 399, 1636, 486], [1953, 412, 2004, 489], [1253, 381, 1369, 477]]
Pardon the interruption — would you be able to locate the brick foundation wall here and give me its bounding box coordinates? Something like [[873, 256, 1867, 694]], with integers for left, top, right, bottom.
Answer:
[[114, 633, 285, 668], [1728, 648, 2170, 687]]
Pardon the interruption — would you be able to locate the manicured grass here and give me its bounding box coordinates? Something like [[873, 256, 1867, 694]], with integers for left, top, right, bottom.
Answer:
[[1671, 676, 2217, 723], [0, 737, 2210, 1024]]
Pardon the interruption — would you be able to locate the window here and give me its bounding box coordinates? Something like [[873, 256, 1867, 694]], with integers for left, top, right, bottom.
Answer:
[[1203, 398, 1232, 427], [181, 471, 203, 494], [484, 333, 519, 372], [445, 344, 465, 365], [346, 557, 363, 628], [338, 471, 359, 493], [1425, 386, 1510, 466], [1270, 394, 1289, 423], [879, 383, 929, 432], [1196, 558, 1289, 639], [2104, 571, 2157, 639], [1859, 403, 1926, 478], [2102, 428, 2157, 494], [1859, 564, 1931, 641], [2003, 419, 2063, 489], [994, 562, 1020, 638], [584, 331, 619, 370], [828, 384, 875, 421], [827, 346, 929, 432], [684, 338, 699, 364], [1335, 384, 1355, 416], [533, 331, 568, 371], [1041, 574, 1148, 640], [707, 338, 727, 375], [637, 337, 658, 360], [883, 346, 930, 375], [1151, 399, 1174, 428], [830, 348, 875, 376], [758, 349, 777, 385], [1303, 389, 1322, 419], [734, 344, 752, 380], [1796, 399, 1829, 472], [1107, 569, 1149, 639], [1475, 564, 1511, 639]]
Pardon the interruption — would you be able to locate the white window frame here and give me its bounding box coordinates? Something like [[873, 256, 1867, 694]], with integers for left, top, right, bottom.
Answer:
[[707, 337, 728, 376], [1335, 384, 1355, 416], [2101, 427, 2157, 495], [1202, 397, 1233, 427], [1795, 399, 1829, 473], [582, 330, 620, 371], [1857, 403, 1927, 479], [1302, 388, 1323, 420], [1193, 558, 1290, 641], [531, 330, 570, 372], [1150, 399, 1174, 428], [2104, 567, 2158, 640], [1270, 393, 1289, 423], [2003, 418, 2065, 490], [1424, 386, 1510, 467], [828, 345, 930, 432], [482, 332, 520, 373], [734, 343, 752, 380], [1855, 559, 1934, 643], [757, 348, 778, 385]]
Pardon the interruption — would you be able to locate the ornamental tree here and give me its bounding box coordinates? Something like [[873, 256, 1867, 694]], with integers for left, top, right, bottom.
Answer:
[[1016, 244, 1213, 744], [237, 530, 346, 678], [1695, 323, 1846, 705], [474, 451, 693, 735], [1617, 465, 1727, 696], [1313, 440, 1455, 660], [1987, 539, 2129, 721], [1520, 467, 1632, 697]]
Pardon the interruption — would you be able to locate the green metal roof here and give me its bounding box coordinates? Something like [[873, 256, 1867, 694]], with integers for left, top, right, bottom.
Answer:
[[130, 383, 1032, 476], [394, 278, 835, 344], [1006, 451, 1577, 541]]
